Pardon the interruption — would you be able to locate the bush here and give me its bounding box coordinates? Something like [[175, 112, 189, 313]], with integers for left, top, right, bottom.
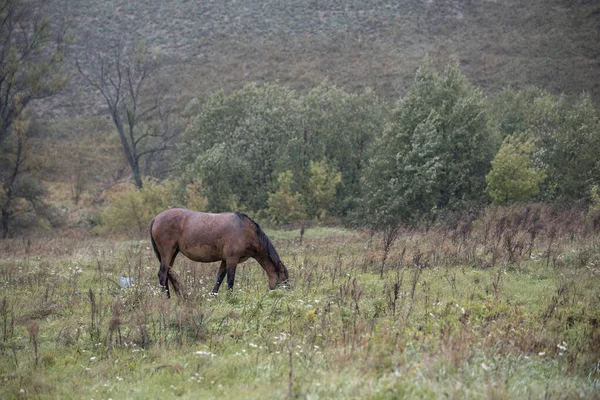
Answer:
[[95, 178, 179, 237]]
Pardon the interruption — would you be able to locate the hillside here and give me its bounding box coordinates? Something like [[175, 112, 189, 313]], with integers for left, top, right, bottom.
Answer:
[[46, 0, 600, 117]]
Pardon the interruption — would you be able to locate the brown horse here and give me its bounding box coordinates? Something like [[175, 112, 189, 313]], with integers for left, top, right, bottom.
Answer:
[[150, 208, 289, 297]]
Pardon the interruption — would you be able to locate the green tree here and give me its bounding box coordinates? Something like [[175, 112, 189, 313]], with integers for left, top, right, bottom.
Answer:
[[0, 118, 59, 237], [540, 93, 600, 201], [307, 159, 342, 220], [185, 143, 245, 212], [267, 171, 306, 224], [181, 83, 301, 213], [490, 87, 545, 139], [297, 83, 385, 215], [182, 82, 384, 218], [361, 59, 496, 227], [0, 0, 70, 145], [495, 89, 600, 202], [485, 134, 546, 205]]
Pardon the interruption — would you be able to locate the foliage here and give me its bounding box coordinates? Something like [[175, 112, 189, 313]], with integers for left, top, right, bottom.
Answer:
[[0, 118, 61, 238], [540, 93, 600, 202], [267, 171, 306, 224], [181, 83, 300, 212], [494, 89, 600, 202], [590, 186, 600, 213], [181, 82, 381, 219], [486, 133, 546, 205], [183, 180, 208, 212], [306, 159, 342, 220], [298, 83, 385, 215], [96, 178, 178, 237], [361, 59, 496, 227]]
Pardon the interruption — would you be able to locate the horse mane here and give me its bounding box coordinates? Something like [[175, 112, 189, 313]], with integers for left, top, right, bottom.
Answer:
[[234, 212, 281, 273]]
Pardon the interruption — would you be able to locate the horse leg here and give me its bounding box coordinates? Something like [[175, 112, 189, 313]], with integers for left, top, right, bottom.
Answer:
[[157, 247, 178, 298], [158, 261, 170, 298], [226, 260, 238, 291], [166, 249, 182, 298], [211, 261, 227, 294]]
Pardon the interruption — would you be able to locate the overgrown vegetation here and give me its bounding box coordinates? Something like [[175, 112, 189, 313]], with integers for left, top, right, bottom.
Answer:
[[1, 1, 600, 396], [1, 206, 599, 398]]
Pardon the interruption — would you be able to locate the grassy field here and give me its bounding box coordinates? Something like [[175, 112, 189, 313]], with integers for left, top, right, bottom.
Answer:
[[1, 206, 600, 399]]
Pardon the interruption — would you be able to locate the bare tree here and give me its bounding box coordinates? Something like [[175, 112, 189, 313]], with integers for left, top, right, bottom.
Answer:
[[0, 0, 69, 145], [76, 40, 177, 188]]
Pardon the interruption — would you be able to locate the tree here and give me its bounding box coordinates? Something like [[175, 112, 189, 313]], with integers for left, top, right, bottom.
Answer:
[[0, 117, 57, 238], [485, 133, 546, 205], [538, 93, 600, 201], [494, 89, 600, 202], [77, 40, 177, 188], [267, 171, 306, 224], [306, 159, 342, 220], [361, 59, 496, 227], [182, 82, 384, 218], [0, 0, 69, 145], [181, 83, 301, 213], [297, 83, 385, 215]]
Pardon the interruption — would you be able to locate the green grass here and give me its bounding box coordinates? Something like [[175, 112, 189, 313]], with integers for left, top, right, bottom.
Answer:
[[1, 221, 600, 399]]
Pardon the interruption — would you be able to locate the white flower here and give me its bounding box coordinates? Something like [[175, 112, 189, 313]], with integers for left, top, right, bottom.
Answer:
[[557, 342, 567, 351], [195, 351, 216, 358]]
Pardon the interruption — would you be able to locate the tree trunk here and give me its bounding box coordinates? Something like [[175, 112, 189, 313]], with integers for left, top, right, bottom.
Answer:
[[111, 108, 143, 188], [1, 208, 9, 239]]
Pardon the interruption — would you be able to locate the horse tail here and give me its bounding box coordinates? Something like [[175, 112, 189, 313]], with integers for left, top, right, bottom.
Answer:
[[149, 218, 161, 263]]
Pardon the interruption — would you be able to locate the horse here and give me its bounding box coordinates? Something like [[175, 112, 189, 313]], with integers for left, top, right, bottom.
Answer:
[[149, 208, 289, 298]]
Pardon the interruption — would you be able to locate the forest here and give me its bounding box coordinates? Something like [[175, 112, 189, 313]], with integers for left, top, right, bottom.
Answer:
[[1, 0, 600, 398]]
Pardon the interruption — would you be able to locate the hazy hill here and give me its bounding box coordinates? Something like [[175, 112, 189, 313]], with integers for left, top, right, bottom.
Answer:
[[46, 0, 600, 117]]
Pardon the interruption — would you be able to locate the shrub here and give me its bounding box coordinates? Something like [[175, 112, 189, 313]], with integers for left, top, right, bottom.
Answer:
[[95, 178, 179, 237]]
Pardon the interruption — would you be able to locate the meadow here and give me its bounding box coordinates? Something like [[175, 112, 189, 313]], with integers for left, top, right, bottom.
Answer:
[[1, 205, 599, 399]]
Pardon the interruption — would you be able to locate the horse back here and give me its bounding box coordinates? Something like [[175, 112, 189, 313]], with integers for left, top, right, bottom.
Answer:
[[151, 209, 250, 262]]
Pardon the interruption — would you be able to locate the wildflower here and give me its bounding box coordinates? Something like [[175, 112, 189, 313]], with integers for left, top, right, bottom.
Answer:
[[557, 342, 567, 351], [195, 351, 216, 358]]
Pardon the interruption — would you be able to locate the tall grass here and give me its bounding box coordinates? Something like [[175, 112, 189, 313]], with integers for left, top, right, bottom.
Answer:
[[0, 204, 599, 398]]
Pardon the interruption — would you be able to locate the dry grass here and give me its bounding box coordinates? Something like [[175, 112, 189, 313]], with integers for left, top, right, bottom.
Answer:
[[1, 205, 599, 398]]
